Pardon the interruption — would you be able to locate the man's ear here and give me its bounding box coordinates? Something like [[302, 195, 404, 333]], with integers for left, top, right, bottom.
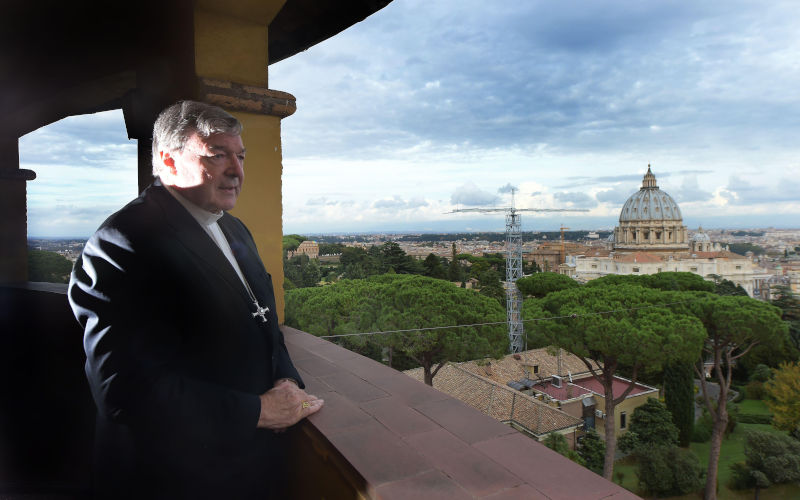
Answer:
[[160, 151, 177, 176]]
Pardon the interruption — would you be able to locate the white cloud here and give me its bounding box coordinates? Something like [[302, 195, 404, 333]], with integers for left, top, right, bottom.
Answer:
[[450, 182, 500, 206]]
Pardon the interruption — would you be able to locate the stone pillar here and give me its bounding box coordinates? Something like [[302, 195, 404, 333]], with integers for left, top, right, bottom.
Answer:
[[193, 0, 292, 321], [0, 139, 36, 283]]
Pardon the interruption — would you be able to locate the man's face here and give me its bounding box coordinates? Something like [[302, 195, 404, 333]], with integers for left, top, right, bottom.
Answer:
[[163, 132, 246, 212]]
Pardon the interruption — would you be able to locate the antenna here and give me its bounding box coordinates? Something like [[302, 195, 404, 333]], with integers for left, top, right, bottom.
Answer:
[[448, 187, 588, 353]]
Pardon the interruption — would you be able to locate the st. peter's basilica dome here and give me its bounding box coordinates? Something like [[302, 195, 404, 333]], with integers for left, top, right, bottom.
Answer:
[[619, 166, 682, 222], [612, 166, 689, 253]]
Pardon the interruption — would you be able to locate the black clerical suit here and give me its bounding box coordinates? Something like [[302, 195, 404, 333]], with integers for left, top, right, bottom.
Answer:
[[68, 180, 303, 499]]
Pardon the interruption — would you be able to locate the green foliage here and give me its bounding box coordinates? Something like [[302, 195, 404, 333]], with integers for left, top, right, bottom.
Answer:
[[750, 364, 773, 383], [584, 271, 714, 293], [283, 254, 321, 288], [646, 272, 716, 292], [664, 362, 695, 447], [729, 430, 800, 492], [692, 411, 714, 443], [448, 243, 462, 282], [737, 414, 772, 425], [745, 381, 766, 400], [422, 253, 447, 280], [282, 234, 305, 252], [339, 246, 375, 279], [636, 445, 705, 497], [691, 403, 739, 441], [715, 279, 749, 296], [536, 285, 705, 375], [731, 384, 747, 403], [728, 242, 766, 255], [379, 241, 422, 274], [318, 242, 345, 255], [577, 429, 605, 474], [629, 398, 680, 448], [521, 298, 548, 348], [771, 285, 800, 354], [27, 249, 73, 283], [688, 295, 789, 383], [765, 362, 800, 436], [285, 275, 507, 385], [478, 269, 505, 308], [532, 283, 706, 478], [543, 432, 569, 455], [516, 272, 579, 298], [617, 431, 640, 454], [543, 433, 586, 466]]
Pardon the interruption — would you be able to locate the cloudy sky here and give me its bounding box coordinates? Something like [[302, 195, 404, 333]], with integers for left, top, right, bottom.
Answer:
[[22, 0, 800, 237]]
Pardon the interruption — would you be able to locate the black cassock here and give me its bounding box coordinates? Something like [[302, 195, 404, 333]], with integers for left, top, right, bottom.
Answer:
[[69, 180, 303, 499]]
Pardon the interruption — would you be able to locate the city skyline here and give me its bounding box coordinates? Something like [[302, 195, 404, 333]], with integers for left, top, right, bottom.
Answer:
[[21, 0, 800, 237]]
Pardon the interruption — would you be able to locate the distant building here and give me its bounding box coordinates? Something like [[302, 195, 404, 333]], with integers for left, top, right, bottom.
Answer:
[[567, 167, 769, 297], [287, 240, 319, 259], [526, 242, 587, 273]]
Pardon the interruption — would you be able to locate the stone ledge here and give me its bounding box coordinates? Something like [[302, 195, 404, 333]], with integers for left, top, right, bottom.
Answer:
[[197, 78, 296, 118], [281, 325, 641, 499]]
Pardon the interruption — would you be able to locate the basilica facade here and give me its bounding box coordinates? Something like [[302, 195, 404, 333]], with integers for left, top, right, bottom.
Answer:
[[566, 167, 768, 297]]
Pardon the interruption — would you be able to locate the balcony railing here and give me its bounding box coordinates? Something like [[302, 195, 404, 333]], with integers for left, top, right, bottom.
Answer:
[[1, 284, 639, 499]]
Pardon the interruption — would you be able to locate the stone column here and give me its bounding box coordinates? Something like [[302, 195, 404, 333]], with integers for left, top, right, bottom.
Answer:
[[0, 139, 36, 283], [193, 1, 292, 321]]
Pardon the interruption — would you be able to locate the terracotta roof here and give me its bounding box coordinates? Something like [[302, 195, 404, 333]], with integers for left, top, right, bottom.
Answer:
[[405, 364, 583, 436], [614, 252, 664, 264], [457, 347, 598, 387], [533, 381, 592, 401], [692, 250, 746, 259], [571, 375, 657, 399], [579, 248, 611, 257]]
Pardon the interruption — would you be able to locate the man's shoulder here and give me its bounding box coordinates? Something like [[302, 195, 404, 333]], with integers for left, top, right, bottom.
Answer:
[[93, 183, 173, 241]]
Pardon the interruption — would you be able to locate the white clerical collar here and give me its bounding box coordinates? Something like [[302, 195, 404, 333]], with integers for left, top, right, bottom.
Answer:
[[163, 183, 223, 227]]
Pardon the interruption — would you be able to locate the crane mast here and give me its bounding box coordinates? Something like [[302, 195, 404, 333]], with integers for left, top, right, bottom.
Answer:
[[449, 189, 587, 353]]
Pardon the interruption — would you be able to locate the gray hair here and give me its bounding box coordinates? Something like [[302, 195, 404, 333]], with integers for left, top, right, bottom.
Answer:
[[151, 101, 243, 176]]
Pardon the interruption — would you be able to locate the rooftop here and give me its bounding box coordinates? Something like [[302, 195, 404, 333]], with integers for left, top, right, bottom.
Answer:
[[405, 363, 584, 436], [570, 375, 657, 400], [456, 347, 599, 386]]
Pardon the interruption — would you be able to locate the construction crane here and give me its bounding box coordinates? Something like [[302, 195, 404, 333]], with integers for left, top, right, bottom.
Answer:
[[449, 190, 588, 353]]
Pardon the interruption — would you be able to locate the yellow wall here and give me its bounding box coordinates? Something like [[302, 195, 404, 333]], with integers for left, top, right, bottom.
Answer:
[[593, 393, 655, 438], [229, 112, 286, 322], [193, 1, 290, 321], [194, 9, 269, 86]]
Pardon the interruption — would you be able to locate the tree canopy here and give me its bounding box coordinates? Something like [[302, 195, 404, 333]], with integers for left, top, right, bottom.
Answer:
[[619, 398, 679, 452], [282, 234, 305, 252], [28, 249, 73, 283], [527, 283, 706, 479], [516, 272, 579, 298], [688, 294, 789, 500], [730, 430, 800, 496], [285, 274, 507, 385], [764, 362, 800, 438], [584, 271, 715, 293], [771, 285, 800, 354]]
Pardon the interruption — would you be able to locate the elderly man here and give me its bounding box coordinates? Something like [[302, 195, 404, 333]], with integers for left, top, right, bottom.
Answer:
[[69, 101, 322, 499]]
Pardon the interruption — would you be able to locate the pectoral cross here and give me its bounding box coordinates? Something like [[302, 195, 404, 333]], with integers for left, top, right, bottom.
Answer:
[[252, 300, 270, 323]]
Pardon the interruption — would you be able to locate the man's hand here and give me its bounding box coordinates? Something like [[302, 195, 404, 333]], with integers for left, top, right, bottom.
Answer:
[[257, 379, 323, 430]]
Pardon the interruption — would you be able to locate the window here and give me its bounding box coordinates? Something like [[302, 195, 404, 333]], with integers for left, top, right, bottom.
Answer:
[[632, 267, 639, 273], [690, 267, 698, 272], [657, 267, 662, 272], [591, 264, 597, 269], [620, 411, 627, 429], [736, 265, 741, 270], [533, 365, 539, 374]]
